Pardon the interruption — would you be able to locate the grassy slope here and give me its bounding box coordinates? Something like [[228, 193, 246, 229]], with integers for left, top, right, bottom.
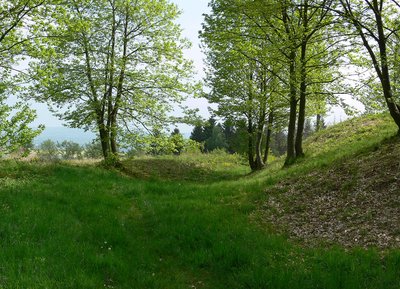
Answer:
[[0, 114, 399, 288]]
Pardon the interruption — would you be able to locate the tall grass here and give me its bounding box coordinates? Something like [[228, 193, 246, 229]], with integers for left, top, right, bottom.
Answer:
[[0, 114, 399, 288]]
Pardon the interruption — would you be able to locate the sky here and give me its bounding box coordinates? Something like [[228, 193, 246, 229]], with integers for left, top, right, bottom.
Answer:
[[30, 0, 211, 129]]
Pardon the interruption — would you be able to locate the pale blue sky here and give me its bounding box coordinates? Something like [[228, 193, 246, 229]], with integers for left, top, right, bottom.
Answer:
[[31, 0, 210, 128]]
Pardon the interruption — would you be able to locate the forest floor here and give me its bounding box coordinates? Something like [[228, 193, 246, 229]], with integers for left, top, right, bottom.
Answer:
[[0, 113, 399, 288]]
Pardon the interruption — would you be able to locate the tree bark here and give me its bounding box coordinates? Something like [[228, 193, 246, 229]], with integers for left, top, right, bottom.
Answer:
[[247, 118, 256, 171], [295, 40, 307, 158], [373, 1, 400, 131], [316, 114, 321, 132], [282, 4, 298, 167], [263, 111, 273, 164], [255, 122, 265, 170], [285, 48, 297, 166], [97, 118, 110, 159], [341, 0, 400, 132]]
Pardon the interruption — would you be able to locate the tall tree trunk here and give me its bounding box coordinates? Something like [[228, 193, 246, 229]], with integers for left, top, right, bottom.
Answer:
[[295, 40, 307, 158], [255, 122, 265, 170], [373, 1, 400, 133], [316, 113, 322, 132], [105, 0, 117, 158], [285, 48, 297, 166], [263, 111, 274, 164], [282, 4, 298, 166], [342, 0, 400, 134], [97, 117, 110, 159], [247, 118, 256, 171], [109, 3, 129, 156], [110, 117, 118, 154]]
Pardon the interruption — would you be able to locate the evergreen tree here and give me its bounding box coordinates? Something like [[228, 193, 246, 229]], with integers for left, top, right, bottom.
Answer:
[[204, 125, 227, 152], [223, 120, 236, 154], [203, 117, 217, 142], [190, 125, 205, 143], [170, 128, 184, 155]]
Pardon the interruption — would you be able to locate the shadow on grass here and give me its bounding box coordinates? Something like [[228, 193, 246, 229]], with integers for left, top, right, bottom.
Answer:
[[121, 157, 249, 183]]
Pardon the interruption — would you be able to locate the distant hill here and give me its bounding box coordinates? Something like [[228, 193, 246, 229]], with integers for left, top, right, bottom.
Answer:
[[34, 127, 97, 146]]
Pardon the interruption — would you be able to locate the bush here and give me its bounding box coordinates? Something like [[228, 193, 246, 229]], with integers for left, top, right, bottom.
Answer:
[[38, 139, 59, 161], [58, 141, 83, 160]]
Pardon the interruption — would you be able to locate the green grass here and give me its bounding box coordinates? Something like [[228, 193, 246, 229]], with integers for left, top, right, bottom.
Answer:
[[0, 114, 399, 288]]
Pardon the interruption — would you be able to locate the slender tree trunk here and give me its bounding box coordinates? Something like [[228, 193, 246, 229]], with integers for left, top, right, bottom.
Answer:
[[285, 48, 297, 166], [255, 122, 265, 170], [247, 118, 256, 171], [263, 111, 274, 164], [373, 2, 400, 132], [109, 3, 130, 157], [110, 116, 118, 154], [105, 0, 117, 158], [316, 114, 321, 132], [282, 4, 298, 166], [342, 0, 400, 133], [295, 41, 307, 158]]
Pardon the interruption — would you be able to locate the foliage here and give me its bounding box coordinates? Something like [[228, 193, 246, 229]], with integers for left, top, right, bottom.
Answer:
[[0, 99, 43, 157], [200, 0, 343, 169], [170, 128, 185, 155], [28, 0, 198, 161], [0, 1, 45, 157], [337, 0, 400, 132], [38, 139, 58, 160], [58, 140, 83, 160], [125, 128, 202, 157], [189, 125, 205, 143], [204, 125, 227, 152], [84, 140, 103, 159]]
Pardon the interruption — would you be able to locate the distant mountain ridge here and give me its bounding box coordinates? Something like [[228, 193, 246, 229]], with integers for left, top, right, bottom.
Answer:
[[34, 126, 191, 147]]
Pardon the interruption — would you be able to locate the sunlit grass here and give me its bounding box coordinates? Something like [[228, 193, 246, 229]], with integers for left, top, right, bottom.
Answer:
[[0, 113, 399, 288]]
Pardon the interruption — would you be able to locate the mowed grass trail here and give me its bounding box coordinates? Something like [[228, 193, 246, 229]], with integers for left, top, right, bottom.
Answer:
[[0, 114, 400, 288]]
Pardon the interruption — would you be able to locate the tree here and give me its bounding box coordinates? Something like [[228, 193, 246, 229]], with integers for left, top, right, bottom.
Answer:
[[222, 120, 237, 154], [0, 0, 46, 69], [190, 125, 205, 143], [201, 0, 341, 169], [201, 0, 284, 170], [0, 1, 45, 157], [84, 140, 103, 159], [0, 98, 43, 157], [28, 0, 197, 163], [58, 140, 83, 160], [203, 117, 217, 143], [205, 124, 227, 152], [338, 0, 400, 134], [38, 139, 58, 160], [170, 128, 184, 155]]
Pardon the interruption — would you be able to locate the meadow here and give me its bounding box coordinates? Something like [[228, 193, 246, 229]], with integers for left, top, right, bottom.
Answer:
[[0, 114, 399, 288]]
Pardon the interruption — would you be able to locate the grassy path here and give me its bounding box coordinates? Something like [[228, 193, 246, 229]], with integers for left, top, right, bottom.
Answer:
[[0, 114, 399, 288], [0, 160, 399, 288]]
